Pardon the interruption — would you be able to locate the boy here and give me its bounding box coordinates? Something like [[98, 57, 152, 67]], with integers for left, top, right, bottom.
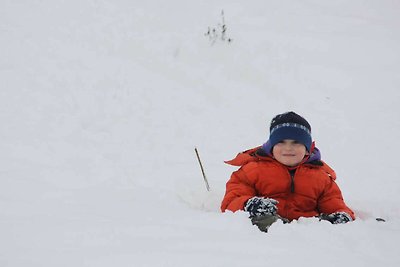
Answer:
[[221, 111, 354, 231]]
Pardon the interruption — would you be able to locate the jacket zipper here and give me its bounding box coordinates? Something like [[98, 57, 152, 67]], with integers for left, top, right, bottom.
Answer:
[[289, 169, 296, 193], [282, 168, 297, 220]]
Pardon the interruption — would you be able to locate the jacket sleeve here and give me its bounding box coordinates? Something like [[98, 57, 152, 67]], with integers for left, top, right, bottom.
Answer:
[[220, 165, 257, 212], [317, 178, 355, 220]]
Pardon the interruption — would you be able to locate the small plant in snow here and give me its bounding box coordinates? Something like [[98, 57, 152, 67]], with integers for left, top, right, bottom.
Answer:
[[205, 10, 232, 45]]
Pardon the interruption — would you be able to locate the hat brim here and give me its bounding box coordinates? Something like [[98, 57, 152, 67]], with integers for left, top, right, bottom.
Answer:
[[269, 127, 312, 151]]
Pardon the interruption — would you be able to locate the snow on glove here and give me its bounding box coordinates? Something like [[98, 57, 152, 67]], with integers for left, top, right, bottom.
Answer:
[[244, 196, 278, 218], [323, 212, 353, 224]]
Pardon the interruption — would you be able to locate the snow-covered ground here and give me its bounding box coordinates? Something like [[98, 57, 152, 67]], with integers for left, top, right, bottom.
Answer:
[[1, 0, 400, 266]]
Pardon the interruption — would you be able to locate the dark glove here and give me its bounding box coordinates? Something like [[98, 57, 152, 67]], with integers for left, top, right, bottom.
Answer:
[[244, 196, 278, 218], [320, 212, 353, 224], [250, 214, 278, 233]]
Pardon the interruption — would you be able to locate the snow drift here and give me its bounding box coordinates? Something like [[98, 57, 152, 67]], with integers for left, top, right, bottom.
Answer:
[[1, 0, 400, 266]]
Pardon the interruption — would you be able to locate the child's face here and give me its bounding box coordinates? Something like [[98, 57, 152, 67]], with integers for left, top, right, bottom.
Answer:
[[272, 139, 307, 167]]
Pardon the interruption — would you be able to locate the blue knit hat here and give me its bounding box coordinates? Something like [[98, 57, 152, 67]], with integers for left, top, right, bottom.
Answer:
[[268, 111, 312, 151]]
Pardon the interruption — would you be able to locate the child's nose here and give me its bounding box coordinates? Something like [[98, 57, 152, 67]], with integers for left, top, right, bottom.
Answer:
[[284, 144, 294, 150]]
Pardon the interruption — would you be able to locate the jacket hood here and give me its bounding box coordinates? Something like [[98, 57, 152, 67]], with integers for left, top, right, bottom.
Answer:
[[224, 144, 336, 180], [224, 142, 322, 166]]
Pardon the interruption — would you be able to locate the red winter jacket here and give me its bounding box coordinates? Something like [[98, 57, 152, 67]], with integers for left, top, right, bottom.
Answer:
[[221, 147, 355, 221]]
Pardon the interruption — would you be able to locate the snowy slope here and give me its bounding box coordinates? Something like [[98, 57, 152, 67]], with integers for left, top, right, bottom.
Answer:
[[1, 0, 400, 266]]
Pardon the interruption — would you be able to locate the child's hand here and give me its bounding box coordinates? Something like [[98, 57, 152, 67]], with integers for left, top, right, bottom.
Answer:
[[321, 212, 353, 224], [244, 196, 278, 217]]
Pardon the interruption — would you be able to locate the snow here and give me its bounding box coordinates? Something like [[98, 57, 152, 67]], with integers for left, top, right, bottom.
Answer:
[[1, 0, 400, 266]]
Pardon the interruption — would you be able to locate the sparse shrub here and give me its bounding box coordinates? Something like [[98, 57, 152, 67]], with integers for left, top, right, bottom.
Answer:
[[205, 10, 232, 45]]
